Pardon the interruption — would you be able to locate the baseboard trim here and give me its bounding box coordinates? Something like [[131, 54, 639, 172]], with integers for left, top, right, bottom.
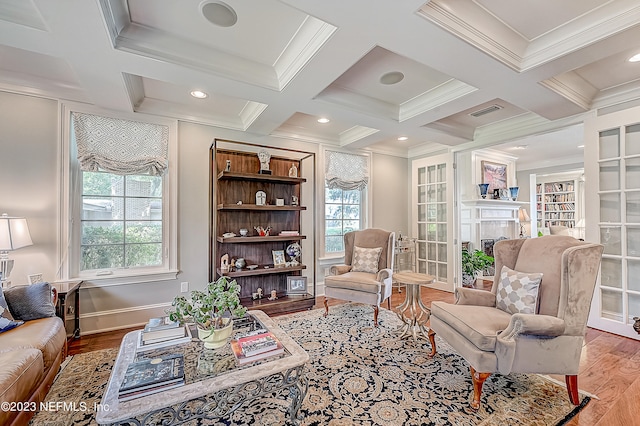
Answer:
[[79, 302, 172, 335]]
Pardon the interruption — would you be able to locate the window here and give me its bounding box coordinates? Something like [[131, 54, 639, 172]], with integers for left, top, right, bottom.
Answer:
[[324, 186, 362, 253], [61, 108, 177, 282], [322, 150, 369, 256], [81, 172, 163, 270]]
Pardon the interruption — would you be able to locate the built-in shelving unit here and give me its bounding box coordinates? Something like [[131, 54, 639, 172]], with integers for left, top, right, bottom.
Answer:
[[536, 179, 577, 229], [210, 140, 316, 315]]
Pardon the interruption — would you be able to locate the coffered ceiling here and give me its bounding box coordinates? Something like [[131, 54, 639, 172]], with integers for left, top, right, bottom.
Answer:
[[2, 0, 640, 160]]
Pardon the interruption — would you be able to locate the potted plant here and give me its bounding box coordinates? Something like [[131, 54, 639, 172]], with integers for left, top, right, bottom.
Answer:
[[461, 249, 494, 287], [167, 276, 247, 349]]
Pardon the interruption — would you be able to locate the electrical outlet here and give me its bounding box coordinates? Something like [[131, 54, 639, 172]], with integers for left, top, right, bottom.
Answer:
[[180, 282, 189, 293]]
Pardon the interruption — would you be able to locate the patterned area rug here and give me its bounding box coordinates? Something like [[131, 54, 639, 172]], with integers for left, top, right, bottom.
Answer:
[[32, 304, 588, 425]]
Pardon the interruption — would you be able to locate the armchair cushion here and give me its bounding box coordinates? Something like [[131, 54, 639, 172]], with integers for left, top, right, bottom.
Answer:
[[324, 271, 382, 294], [496, 266, 543, 315], [431, 302, 511, 351], [351, 246, 382, 273], [455, 287, 496, 307]]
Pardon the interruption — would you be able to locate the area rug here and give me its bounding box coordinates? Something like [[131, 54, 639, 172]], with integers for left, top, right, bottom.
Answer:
[[31, 304, 589, 425]]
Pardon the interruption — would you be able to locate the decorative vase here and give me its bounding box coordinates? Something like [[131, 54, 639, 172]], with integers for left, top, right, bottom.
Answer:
[[509, 186, 519, 201], [478, 183, 489, 199], [235, 258, 246, 269], [286, 242, 302, 265], [197, 318, 233, 349]]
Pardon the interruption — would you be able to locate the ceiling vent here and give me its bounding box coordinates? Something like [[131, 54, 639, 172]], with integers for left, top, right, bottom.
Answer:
[[469, 104, 503, 118]]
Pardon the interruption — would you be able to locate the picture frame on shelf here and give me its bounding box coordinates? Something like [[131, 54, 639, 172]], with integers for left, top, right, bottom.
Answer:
[[481, 160, 507, 190], [272, 250, 286, 267], [287, 276, 307, 295], [27, 273, 44, 285]]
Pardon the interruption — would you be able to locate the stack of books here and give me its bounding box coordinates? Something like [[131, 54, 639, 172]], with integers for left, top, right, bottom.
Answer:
[[137, 316, 192, 352], [118, 353, 185, 401], [230, 329, 285, 365], [279, 230, 299, 236]]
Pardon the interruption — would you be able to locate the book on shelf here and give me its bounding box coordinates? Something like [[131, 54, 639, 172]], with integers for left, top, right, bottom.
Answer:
[[230, 330, 285, 365], [118, 353, 185, 400], [136, 325, 192, 353], [279, 230, 300, 236]]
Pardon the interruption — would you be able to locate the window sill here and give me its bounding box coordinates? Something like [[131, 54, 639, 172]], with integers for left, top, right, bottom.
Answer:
[[75, 269, 179, 287]]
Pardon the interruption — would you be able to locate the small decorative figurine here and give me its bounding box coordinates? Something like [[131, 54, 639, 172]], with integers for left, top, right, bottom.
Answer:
[[257, 150, 271, 174], [254, 226, 271, 236], [235, 258, 246, 269], [239, 228, 248, 236], [291, 195, 299, 206], [256, 190, 266, 206], [225, 160, 231, 172], [268, 290, 278, 301], [220, 254, 229, 273], [257, 288, 263, 299], [289, 163, 298, 177], [276, 198, 284, 206]]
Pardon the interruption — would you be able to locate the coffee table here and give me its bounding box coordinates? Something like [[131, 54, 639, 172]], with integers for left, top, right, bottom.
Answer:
[[393, 272, 435, 340], [96, 310, 309, 425]]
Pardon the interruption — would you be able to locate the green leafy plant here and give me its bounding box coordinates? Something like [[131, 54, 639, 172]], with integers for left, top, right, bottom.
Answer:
[[167, 276, 247, 330], [461, 249, 494, 277]]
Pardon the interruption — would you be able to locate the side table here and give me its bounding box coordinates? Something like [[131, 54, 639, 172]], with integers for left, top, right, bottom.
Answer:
[[51, 280, 83, 341], [393, 272, 435, 341]]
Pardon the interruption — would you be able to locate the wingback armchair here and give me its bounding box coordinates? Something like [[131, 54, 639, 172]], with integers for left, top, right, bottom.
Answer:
[[428, 236, 604, 410], [324, 229, 395, 326]]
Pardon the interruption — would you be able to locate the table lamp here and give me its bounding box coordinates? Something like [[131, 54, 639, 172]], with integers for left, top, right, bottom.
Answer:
[[518, 208, 531, 238], [0, 213, 33, 288]]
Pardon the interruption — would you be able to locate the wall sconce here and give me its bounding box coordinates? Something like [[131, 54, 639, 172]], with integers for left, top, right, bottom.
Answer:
[[0, 213, 33, 288]]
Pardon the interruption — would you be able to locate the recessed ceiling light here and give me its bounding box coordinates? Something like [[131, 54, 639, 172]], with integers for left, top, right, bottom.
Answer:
[[628, 53, 640, 62], [514, 145, 528, 150], [397, 136, 408, 141], [317, 117, 330, 124], [201, 1, 238, 27], [380, 71, 405, 85], [578, 145, 584, 148], [190, 90, 208, 99]]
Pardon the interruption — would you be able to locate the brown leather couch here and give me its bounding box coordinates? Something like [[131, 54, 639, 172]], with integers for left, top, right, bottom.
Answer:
[[0, 288, 67, 426]]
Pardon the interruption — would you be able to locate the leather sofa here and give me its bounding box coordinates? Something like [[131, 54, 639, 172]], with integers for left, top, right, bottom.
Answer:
[[0, 286, 67, 426]]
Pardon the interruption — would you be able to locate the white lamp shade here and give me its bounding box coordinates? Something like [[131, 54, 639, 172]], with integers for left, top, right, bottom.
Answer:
[[0, 215, 33, 251], [518, 208, 531, 222]]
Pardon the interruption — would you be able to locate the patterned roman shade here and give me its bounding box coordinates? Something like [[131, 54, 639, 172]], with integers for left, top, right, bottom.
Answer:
[[72, 112, 169, 176], [325, 150, 368, 191]]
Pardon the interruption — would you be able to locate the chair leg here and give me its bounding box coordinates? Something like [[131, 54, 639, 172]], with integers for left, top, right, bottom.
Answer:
[[373, 305, 379, 327], [323, 297, 329, 317], [428, 329, 437, 358], [387, 297, 391, 310], [470, 366, 491, 410], [566, 375, 580, 405]]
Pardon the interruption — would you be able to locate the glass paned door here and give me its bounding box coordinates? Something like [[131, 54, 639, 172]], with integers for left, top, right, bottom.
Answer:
[[586, 108, 640, 340], [412, 154, 453, 292]]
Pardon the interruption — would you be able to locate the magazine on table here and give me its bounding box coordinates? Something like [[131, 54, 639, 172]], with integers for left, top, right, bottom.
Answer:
[[230, 330, 285, 365], [136, 325, 192, 353]]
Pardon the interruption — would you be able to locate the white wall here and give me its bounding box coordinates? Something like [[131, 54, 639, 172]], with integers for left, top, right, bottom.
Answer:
[[0, 90, 409, 334], [0, 92, 58, 284]]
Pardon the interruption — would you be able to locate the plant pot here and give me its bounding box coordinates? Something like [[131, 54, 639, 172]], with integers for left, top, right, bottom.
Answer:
[[462, 273, 476, 287], [197, 318, 233, 349]]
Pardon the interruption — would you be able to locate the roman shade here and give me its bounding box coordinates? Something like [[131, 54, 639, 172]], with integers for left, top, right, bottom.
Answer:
[[325, 150, 368, 191], [72, 112, 169, 176]]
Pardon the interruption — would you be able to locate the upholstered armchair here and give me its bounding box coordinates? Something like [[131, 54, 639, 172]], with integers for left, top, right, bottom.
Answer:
[[324, 229, 395, 326], [428, 236, 603, 410]]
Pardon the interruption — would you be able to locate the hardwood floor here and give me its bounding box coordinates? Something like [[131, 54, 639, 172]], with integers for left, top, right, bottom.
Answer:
[[69, 287, 640, 425]]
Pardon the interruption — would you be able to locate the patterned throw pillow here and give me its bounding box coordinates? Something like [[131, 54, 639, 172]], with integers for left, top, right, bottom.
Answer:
[[351, 246, 383, 274], [4, 282, 56, 321], [0, 286, 23, 333], [496, 265, 543, 315]]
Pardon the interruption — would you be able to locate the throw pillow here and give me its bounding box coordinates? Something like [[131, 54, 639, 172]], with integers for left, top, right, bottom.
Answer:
[[496, 265, 543, 315], [351, 246, 383, 274], [0, 286, 23, 333], [4, 282, 56, 321]]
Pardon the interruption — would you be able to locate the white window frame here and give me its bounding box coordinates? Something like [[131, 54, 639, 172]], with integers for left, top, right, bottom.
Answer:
[[319, 147, 370, 259], [58, 103, 178, 285]]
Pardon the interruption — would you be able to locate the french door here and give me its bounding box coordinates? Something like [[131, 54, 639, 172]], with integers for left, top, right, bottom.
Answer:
[[585, 107, 640, 340], [411, 153, 454, 292]]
